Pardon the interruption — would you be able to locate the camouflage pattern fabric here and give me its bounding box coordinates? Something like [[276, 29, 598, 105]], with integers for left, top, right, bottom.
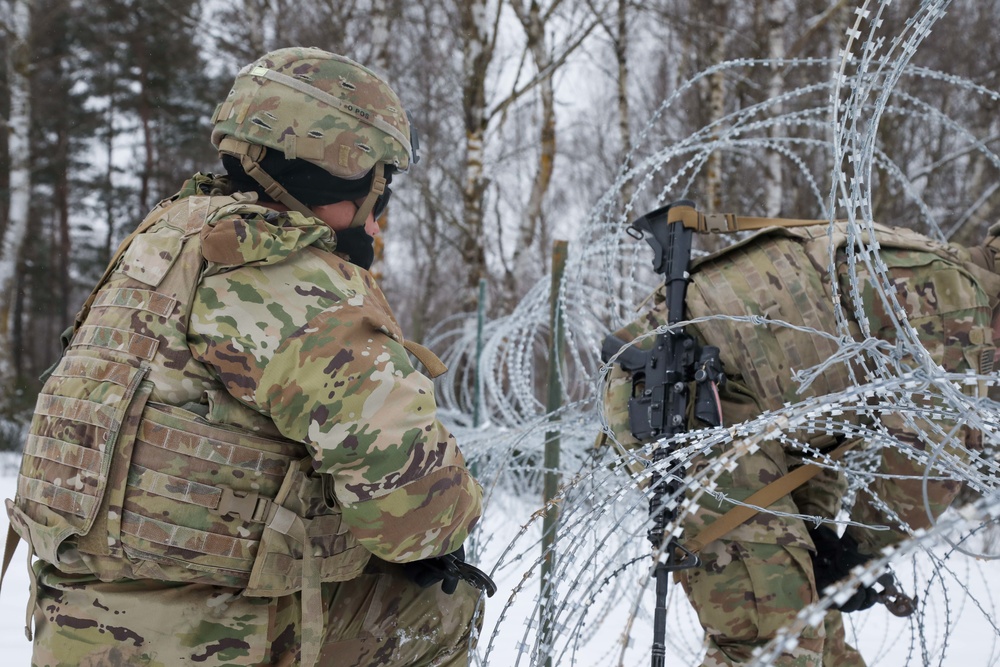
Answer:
[[190, 189, 481, 562], [11, 173, 483, 663], [211, 47, 413, 180], [833, 243, 995, 554], [600, 222, 999, 666], [678, 540, 866, 667], [30, 558, 482, 666]]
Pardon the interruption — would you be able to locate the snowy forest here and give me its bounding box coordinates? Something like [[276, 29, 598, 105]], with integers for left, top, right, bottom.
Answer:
[[2, 0, 1000, 665]]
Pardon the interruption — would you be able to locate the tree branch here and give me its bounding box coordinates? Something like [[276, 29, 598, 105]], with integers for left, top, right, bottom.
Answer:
[[486, 16, 600, 123]]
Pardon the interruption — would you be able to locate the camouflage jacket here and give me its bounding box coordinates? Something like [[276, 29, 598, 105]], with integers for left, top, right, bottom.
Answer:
[[185, 176, 482, 563], [11, 174, 481, 587]]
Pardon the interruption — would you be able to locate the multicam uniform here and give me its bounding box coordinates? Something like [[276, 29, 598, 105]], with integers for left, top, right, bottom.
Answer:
[[8, 174, 483, 667], [601, 221, 1000, 667]]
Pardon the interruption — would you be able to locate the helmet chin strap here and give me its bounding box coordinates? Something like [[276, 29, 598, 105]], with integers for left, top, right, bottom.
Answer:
[[218, 137, 314, 218], [350, 162, 386, 228], [220, 136, 388, 228]]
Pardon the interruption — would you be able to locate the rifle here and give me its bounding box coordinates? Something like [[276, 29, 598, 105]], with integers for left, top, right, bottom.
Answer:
[[601, 200, 726, 667]]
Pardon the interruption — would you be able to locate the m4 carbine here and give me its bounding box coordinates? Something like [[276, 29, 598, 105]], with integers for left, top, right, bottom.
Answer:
[[601, 200, 726, 667]]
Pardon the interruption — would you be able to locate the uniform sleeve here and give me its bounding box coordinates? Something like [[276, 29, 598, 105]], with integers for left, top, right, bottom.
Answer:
[[189, 252, 482, 562]]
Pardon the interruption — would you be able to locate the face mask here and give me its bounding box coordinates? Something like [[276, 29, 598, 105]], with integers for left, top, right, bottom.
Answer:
[[335, 225, 375, 270]]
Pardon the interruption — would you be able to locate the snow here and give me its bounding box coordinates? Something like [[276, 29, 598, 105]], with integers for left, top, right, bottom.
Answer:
[[472, 491, 1000, 666]]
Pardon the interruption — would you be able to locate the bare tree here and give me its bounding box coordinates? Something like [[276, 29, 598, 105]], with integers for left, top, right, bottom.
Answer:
[[509, 0, 559, 284], [586, 0, 636, 207], [0, 0, 31, 398], [456, 0, 500, 311], [368, 0, 398, 279], [763, 0, 790, 216], [613, 0, 635, 208], [703, 0, 728, 214], [504, 0, 604, 302]]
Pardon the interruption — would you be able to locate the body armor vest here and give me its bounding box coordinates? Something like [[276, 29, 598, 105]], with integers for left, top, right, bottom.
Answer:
[[7, 185, 370, 594], [685, 220, 999, 412]]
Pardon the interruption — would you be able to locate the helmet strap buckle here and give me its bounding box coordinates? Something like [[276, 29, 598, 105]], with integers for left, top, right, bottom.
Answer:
[[351, 162, 386, 228], [218, 137, 314, 218]]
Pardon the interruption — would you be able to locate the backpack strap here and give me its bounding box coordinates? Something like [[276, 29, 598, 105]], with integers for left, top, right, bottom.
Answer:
[[682, 438, 859, 554], [668, 204, 830, 233]]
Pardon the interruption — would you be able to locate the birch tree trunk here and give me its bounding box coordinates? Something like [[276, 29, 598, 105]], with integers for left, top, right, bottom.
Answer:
[[764, 0, 789, 216], [0, 0, 33, 394], [459, 0, 495, 310], [511, 0, 558, 296], [704, 0, 728, 214], [615, 0, 634, 210]]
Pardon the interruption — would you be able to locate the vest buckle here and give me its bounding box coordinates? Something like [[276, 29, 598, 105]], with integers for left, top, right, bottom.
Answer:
[[215, 487, 268, 523]]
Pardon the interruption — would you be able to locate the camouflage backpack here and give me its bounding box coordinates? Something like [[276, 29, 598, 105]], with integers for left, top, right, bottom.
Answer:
[[682, 212, 998, 410], [599, 204, 1000, 559]]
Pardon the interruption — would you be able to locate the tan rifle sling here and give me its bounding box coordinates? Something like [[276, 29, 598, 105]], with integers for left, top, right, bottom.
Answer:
[[682, 439, 859, 556]]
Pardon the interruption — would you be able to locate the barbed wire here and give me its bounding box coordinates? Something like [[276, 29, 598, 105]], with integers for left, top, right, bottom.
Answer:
[[438, 0, 1000, 664]]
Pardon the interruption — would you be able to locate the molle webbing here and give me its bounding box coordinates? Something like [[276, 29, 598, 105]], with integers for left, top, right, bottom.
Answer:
[[680, 205, 996, 408], [117, 401, 302, 574], [685, 235, 850, 411], [71, 215, 163, 335], [668, 204, 996, 552]]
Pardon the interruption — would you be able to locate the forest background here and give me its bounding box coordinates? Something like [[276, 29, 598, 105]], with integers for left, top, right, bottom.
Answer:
[[2, 0, 1000, 425]]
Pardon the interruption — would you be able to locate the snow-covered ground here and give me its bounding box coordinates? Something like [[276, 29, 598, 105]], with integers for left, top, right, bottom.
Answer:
[[0, 468, 996, 666]]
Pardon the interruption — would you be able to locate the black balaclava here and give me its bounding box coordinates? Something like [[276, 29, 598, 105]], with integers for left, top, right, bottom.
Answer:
[[222, 152, 392, 271], [333, 226, 375, 271]]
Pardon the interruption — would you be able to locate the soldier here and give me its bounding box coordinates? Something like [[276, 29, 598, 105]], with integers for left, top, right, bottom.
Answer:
[[600, 208, 1000, 667], [4, 48, 490, 666]]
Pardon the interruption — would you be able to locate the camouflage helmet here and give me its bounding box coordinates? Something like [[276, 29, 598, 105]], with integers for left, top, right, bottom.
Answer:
[[211, 47, 415, 227]]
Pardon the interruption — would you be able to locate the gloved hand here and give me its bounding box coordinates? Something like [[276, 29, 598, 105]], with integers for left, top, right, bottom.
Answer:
[[808, 525, 878, 613], [402, 546, 465, 594], [400, 546, 497, 597]]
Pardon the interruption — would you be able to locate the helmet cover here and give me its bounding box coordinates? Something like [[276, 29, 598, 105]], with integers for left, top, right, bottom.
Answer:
[[211, 47, 412, 181]]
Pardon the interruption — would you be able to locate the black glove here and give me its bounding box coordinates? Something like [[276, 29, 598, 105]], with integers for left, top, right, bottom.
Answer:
[[401, 546, 497, 597], [808, 525, 878, 613]]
